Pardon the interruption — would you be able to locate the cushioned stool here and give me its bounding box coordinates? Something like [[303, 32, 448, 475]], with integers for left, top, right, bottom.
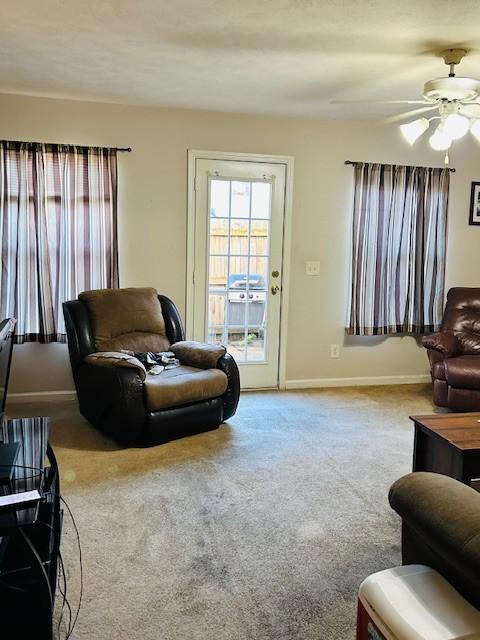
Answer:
[[357, 565, 480, 640]]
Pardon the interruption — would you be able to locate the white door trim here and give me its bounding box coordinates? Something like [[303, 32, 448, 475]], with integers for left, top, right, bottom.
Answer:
[[186, 149, 294, 390]]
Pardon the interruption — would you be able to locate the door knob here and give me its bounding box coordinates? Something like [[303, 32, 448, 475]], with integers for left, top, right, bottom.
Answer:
[[271, 285, 280, 295]]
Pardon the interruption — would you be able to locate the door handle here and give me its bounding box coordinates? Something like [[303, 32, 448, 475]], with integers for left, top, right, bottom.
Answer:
[[271, 285, 280, 295]]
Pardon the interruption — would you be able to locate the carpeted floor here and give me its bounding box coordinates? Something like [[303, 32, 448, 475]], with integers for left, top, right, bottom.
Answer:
[[8, 384, 435, 640]]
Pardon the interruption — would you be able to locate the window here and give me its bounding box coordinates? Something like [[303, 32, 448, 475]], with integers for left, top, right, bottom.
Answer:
[[0, 142, 118, 343], [348, 162, 450, 335]]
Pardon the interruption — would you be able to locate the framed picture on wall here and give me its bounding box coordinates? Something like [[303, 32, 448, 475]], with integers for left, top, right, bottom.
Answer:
[[469, 182, 480, 225]]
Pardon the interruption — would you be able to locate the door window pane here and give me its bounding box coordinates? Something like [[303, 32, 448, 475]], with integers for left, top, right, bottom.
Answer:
[[228, 328, 247, 362], [210, 180, 230, 218], [246, 293, 267, 329], [229, 237, 249, 255], [209, 293, 225, 327], [250, 220, 269, 256], [251, 182, 271, 219], [249, 257, 268, 285], [231, 181, 250, 218], [245, 326, 265, 362], [228, 257, 249, 283], [210, 219, 229, 255], [209, 256, 228, 288], [230, 219, 249, 255]]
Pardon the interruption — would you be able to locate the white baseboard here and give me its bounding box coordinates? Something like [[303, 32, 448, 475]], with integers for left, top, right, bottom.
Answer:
[[285, 374, 431, 390], [6, 376, 432, 401], [7, 390, 77, 404]]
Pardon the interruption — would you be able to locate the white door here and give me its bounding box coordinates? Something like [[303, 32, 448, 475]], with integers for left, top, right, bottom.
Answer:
[[190, 157, 287, 389]]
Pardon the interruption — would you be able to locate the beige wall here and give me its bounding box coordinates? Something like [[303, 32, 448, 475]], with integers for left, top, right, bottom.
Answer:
[[1, 93, 479, 393]]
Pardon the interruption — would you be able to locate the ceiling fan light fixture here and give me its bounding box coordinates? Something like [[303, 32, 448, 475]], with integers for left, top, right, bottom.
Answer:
[[442, 113, 470, 140], [429, 125, 452, 151], [470, 119, 480, 143], [400, 117, 429, 145]]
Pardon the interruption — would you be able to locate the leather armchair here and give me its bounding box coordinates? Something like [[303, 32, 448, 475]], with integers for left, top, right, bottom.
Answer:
[[423, 287, 480, 411], [63, 288, 240, 446]]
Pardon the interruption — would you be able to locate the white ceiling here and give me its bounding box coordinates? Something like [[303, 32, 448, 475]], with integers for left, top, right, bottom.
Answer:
[[2, 0, 480, 118]]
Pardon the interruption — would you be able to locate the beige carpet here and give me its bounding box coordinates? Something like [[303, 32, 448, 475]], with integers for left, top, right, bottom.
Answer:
[[8, 384, 434, 640]]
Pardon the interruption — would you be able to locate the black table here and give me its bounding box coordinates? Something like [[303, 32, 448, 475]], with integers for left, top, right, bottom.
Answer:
[[411, 412, 480, 488], [0, 416, 61, 640]]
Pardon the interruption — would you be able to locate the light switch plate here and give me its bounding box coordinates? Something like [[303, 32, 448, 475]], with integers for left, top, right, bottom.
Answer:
[[306, 261, 321, 276]]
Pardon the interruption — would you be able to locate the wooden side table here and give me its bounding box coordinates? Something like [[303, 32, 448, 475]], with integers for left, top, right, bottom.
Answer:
[[410, 413, 480, 487]]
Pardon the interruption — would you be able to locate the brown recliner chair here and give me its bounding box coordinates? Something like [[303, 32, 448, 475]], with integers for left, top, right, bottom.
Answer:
[[423, 287, 480, 411], [63, 287, 240, 446]]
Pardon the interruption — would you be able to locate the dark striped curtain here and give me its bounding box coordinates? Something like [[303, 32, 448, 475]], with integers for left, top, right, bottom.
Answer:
[[0, 142, 119, 343], [0, 417, 48, 492], [348, 163, 450, 336]]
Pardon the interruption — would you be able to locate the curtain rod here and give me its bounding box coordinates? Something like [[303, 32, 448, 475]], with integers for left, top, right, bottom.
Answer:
[[344, 160, 455, 172], [0, 139, 132, 152]]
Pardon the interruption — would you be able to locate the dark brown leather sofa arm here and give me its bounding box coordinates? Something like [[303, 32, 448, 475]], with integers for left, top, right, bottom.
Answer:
[[84, 351, 147, 379], [169, 342, 240, 419], [170, 341, 226, 369], [76, 363, 146, 446], [217, 353, 240, 420], [169, 341, 239, 419], [421, 331, 461, 357], [389, 472, 480, 609]]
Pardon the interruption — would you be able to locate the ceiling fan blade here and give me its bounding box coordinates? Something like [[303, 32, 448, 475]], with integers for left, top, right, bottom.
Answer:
[[331, 99, 432, 105], [459, 103, 480, 118], [383, 105, 438, 124]]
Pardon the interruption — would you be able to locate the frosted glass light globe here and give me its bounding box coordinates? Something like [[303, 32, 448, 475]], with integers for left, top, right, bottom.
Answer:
[[443, 113, 470, 140], [471, 119, 480, 143], [429, 127, 452, 151], [400, 118, 429, 145]]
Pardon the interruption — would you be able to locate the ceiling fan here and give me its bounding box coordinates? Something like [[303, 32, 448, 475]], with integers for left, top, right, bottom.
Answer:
[[334, 48, 480, 159]]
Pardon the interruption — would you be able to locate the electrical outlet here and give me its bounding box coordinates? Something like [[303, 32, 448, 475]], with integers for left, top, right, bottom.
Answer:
[[330, 344, 340, 358], [306, 261, 321, 275]]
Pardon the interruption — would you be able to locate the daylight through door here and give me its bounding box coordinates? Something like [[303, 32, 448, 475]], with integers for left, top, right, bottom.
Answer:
[[191, 158, 287, 389]]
